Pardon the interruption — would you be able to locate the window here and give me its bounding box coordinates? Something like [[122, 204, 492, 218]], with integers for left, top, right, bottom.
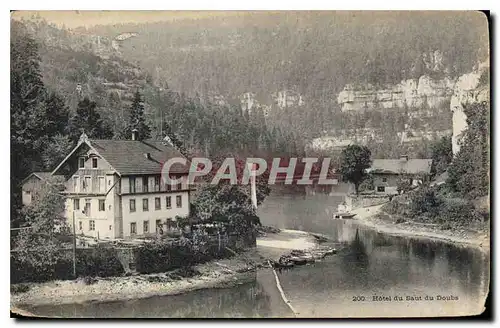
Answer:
[[79, 157, 85, 168], [109, 225, 112, 230], [74, 198, 80, 210], [382, 177, 387, 182], [89, 220, 95, 231], [177, 181, 182, 191], [143, 221, 149, 234], [156, 219, 162, 233], [166, 218, 176, 230], [130, 222, 137, 235], [176, 195, 182, 208], [99, 199, 105, 211], [143, 198, 149, 211], [129, 177, 136, 193], [130, 199, 136, 212], [78, 221, 82, 230], [166, 183, 171, 192], [155, 197, 161, 210], [166, 196, 172, 209], [377, 186, 386, 192], [154, 176, 160, 192], [98, 177, 105, 193], [92, 158, 98, 168], [83, 177, 91, 192], [143, 177, 149, 193], [84, 199, 91, 216], [73, 176, 79, 192]]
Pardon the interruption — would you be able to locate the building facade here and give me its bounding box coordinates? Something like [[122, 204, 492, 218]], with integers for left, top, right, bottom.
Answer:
[[367, 156, 433, 195], [21, 172, 64, 206], [31, 132, 193, 240]]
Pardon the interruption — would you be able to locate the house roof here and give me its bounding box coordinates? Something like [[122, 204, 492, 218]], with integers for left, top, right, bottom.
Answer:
[[21, 172, 65, 185], [369, 158, 433, 175], [88, 139, 189, 176]]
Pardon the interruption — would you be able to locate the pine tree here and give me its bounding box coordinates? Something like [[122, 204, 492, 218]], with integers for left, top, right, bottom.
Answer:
[[11, 22, 50, 220], [126, 91, 151, 140], [70, 97, 113, 141]]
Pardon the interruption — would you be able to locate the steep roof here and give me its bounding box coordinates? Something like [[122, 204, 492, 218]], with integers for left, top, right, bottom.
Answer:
[[21, 172, 65, 185], [89, 139, 189, 176], [369, 158, 433, 175]]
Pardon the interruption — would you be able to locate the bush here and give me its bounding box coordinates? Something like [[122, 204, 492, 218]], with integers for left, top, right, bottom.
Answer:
[[409, 186, 443, 219], [436, 199, 482, 226], [11, 247, 125, 284], [136, 238, 197, 274], [75, 248, 124, 278], [10, 283, 30, 294]]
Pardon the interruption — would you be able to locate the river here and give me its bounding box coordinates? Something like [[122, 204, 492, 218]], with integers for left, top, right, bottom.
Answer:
[[23, 186, 489, 318]]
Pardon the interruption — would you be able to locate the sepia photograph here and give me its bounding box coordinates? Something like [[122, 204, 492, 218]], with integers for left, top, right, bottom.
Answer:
[[9, 10, 490, 318]]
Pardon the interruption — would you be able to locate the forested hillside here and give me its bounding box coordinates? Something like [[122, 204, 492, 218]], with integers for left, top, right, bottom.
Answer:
[[10, 12, 489, 214], [75, 11, 488, 145], [11, 18, 302, 221]]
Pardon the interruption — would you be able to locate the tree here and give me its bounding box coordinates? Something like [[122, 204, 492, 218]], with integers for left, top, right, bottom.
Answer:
[[409, 186, 442, 219], [43, 92, 70, 137], [14, 182, 67, 274], [41, 134, 74, 170], [11, 22, 53, 221], [430, 135, 452, 175], [191, 184, 263, 235], [447, 102, 489, 198], [396, 172, 413, 195], [339, 145, 372, 195], [69, 97, 113, 141], [125, 91, 151, 140]]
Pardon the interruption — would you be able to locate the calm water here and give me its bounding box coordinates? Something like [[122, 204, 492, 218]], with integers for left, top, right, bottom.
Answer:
[[25, 186, 490, 318]]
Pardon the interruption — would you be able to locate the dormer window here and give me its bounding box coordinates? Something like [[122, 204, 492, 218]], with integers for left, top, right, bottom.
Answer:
[[92, 158, 98, 168], [79, 157, 85, 169]]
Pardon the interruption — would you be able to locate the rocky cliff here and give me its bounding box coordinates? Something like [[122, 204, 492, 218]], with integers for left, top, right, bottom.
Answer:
[[310, 61, 489, 156], [337, 76, 455, 112], [450, 61, 490, 155]]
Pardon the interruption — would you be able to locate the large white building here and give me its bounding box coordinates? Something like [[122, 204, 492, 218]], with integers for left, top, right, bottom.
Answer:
[[42, 132, 192, 239]]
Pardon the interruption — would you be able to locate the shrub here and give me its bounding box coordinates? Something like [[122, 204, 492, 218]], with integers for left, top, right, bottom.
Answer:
[[75, 248, 124, 278], [436, 199, 482, 226], [11, 247, 125, 283], [409, 186, 443, 219], [10, 283, 30, 294], [136, 238, 197, 274]]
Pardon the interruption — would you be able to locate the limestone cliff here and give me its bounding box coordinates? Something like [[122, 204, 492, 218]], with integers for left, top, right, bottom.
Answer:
[[311, 61, 489, 154], [337, 76, 454, 112], [450, 61, 490, 155]]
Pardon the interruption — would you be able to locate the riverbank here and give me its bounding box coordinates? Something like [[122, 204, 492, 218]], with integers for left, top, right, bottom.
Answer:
[[351, 204, 490, 253], [11, 229, 319, 314]]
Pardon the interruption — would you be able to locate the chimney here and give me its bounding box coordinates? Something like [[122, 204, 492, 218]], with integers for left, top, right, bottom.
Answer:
[[132, 129, 138, 141], [144, 153, 151, 160], [400, 155, 409, 161]]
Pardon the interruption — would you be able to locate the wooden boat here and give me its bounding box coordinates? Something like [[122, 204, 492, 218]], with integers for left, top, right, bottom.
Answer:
[[332, 212, 356, 219]]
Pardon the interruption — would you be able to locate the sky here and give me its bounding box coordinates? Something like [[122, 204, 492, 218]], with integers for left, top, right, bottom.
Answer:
[[10, 10, 239, 29]]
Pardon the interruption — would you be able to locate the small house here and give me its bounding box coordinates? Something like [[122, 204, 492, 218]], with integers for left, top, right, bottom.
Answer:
[[21, 172, 64, 206], [367, 155, 433, 195]]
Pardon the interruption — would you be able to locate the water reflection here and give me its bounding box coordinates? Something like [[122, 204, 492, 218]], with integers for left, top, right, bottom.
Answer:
[[26, 271, 284, 318], [24, 190, 489, 318]]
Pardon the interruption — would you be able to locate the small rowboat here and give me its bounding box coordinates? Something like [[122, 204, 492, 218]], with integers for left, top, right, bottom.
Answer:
[[332, 212, 356, 219]]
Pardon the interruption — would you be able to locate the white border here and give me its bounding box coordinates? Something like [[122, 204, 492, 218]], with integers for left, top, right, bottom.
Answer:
[[3, 2, 498, 326]]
